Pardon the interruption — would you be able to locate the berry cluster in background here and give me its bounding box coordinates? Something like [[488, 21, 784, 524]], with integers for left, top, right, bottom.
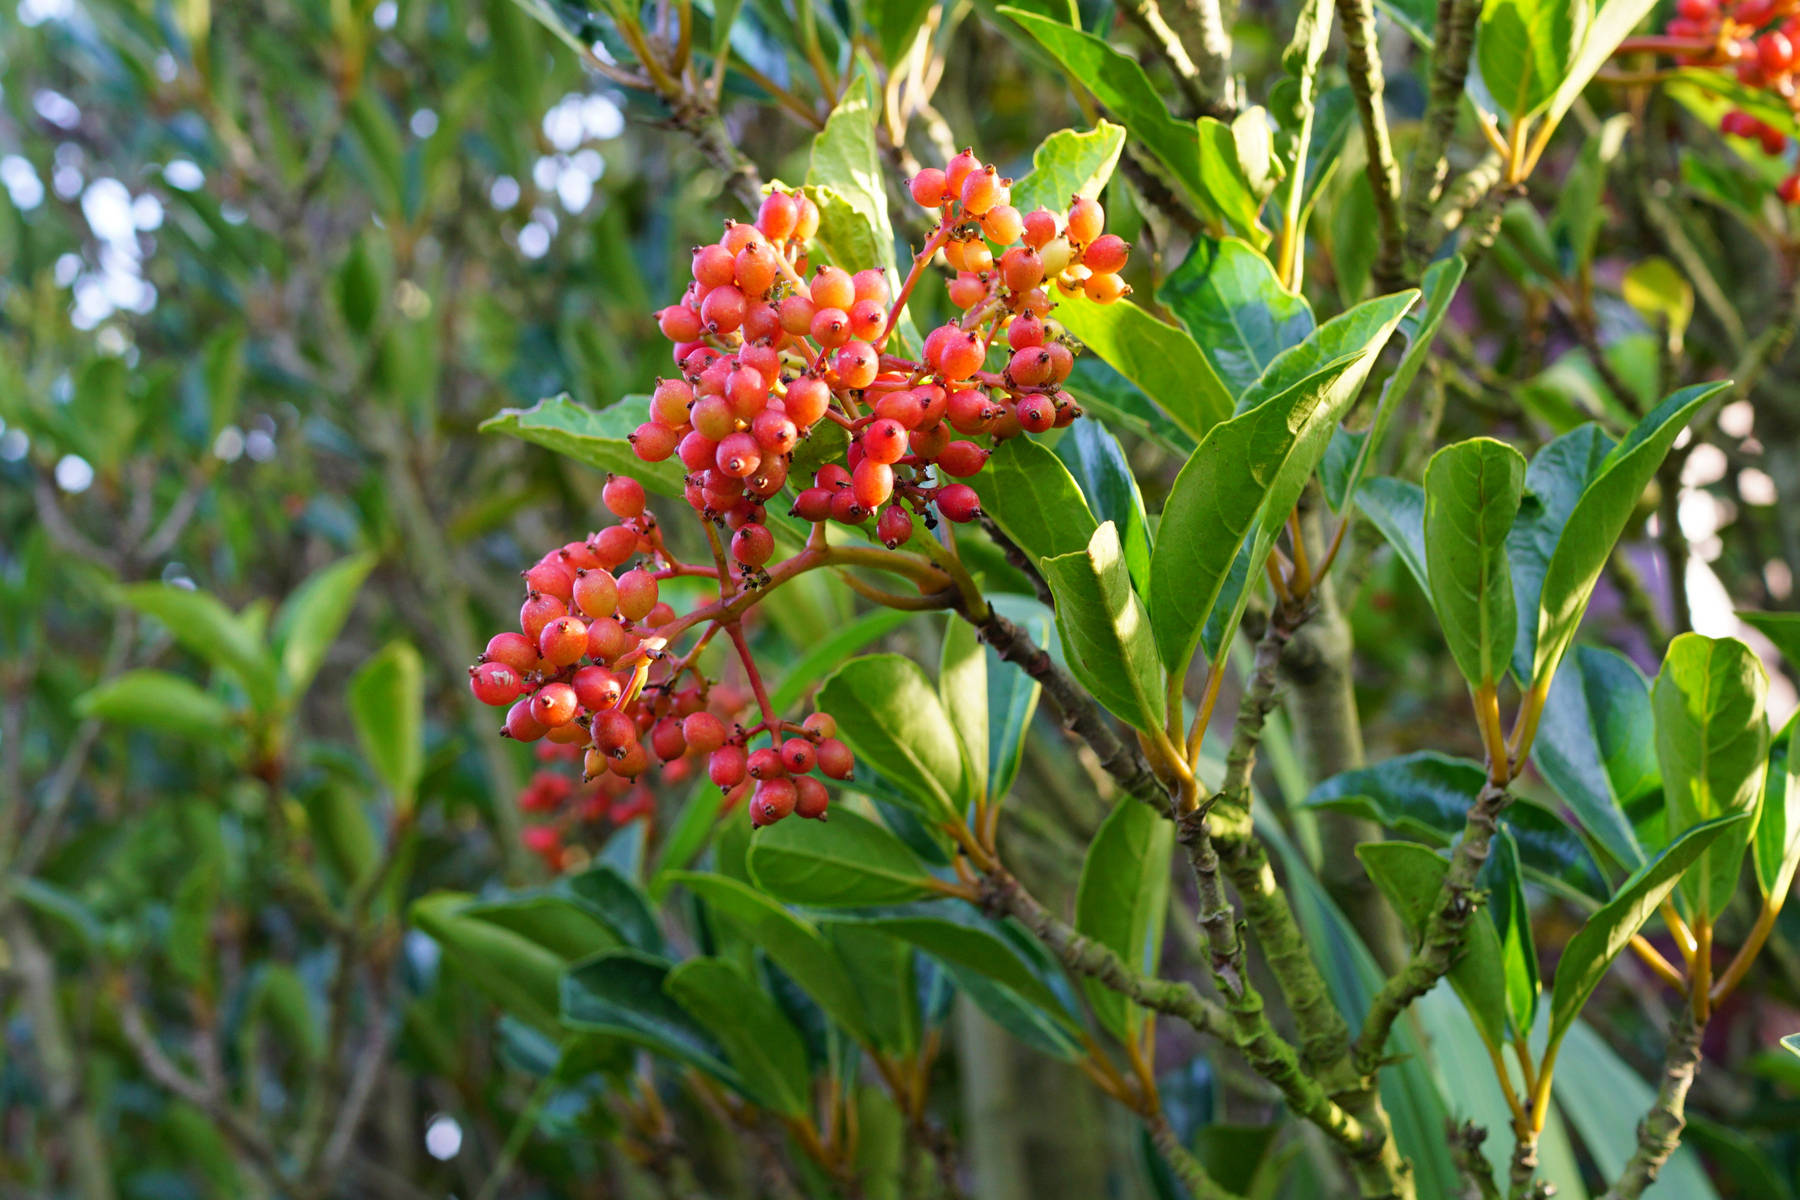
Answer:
[[468, 149, 1128, 865], [1659, 0, 1800, 200]]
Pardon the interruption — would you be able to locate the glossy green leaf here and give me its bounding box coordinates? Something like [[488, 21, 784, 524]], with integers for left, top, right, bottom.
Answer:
[[1653, 634, 1768, 919], [1741, 610, 1800, 666], [561, 950, 742, 1088], [1507, 425, 1613, 677], [413, 892, 567, 1032], [1532, 384, 1726, 688], [1753, 714, 1800, 901], [766, 607, 917, 713], [119, 582, 278, 707], [940, 618, 990, 806], [271, 552, 377, 698], [986, 609, 1047, 802], [1477, 0, 1584, 121], [458, 894, 620, 963], [1054, 294, 1232, 442], [1548, 812, 1752, 1049], [1534, 644, 1658, 871], [1356, 841, 1510, 1047], [1011, 120, 1126, 213], [1305, 751, 1607, 900], [1197, 111, 1278, 246], [1545, 0, 1661, 126], [828, 924, 920, 1055], [1324, 254, 1467, 511], [1424, 437, 1527, 689], [665, 871, 868, 1042], [749, 806, 938, 906], [1157, 236, 1315, 400], [1356, 476, 1429, 596], [1076, 799, 1174, 1040], [1041, 521, 1165, 732], [479, 394, 686, 495], [562, 864, 665, 956], [805, 70, 895, 276], [967, 436, 1098, 568], [822, 908, 1074, 1026], [666, 958, 812, 1115], [1054, 419, 1154, 595], [1487, 826, 1540, 1035], [815, 654, 970, 819], [1149, 291, 1416, 675], [347, 640, 425, 811], [998, 9, 1210, 213], [74, 669, 235, 740]]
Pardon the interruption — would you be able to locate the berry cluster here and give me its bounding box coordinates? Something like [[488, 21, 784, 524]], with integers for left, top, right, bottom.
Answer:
[[468, 476, 859, 837], [515, 741, 662, 872], [631, 148, 1128, 557], [1659, 0, 1800, 200]]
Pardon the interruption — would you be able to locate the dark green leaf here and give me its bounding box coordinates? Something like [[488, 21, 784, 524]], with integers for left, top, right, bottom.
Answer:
[[1054, 419, 1154, 595], [665, 958, 811, 1115], [480, 394, 686, 495], [561, 950, 742, 1087], [1753, 714, 1800, 901], [1075, 799, 1174, 1040], [413, 892, 567, 1032], [1157, 236, 1315, 400], [815, 654, 970, 820], [748, 806, 939, 906], [1534, 644, 1658, 871], [1486, 827, 1540, 1035], [1042, 522, 1165, 731], [986, 609, 1047, 802], [562, 864, 665, 956], [1508, 424, 1614, 678], [939, 619, 989, 806], [1423, 437, 1527, 689], [1356, 476, 1429, 596], [968, 436, 1099, 568]]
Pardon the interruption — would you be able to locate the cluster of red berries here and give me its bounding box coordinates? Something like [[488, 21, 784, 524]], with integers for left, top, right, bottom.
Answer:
[[515, 741, 661, 872], [629, 148, 1128, 558], [468, 474, 858, 833], [1660, 0, 1800, 201]]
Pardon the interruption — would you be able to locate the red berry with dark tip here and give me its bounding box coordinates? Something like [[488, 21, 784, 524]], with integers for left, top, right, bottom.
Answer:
[[732, 522, 775, 567], [709, 744, 748, 788], [572, 664, 623, 711], [471, 661, 524, 706], [530, 682, 579, 728], [538, 615, 588, 668], [683, 711, 729, 754], [616, 569, 659, 622], [877, 504, 915, 548], [753, 778, 798, 823], [795, 776, 830, 820], [937, 484, 982, 523], [747, 747, 787, 779], [485, 631, 539, 675], [603, 475, 646, 519], [520, 592, 567, 642], [816, 737, 855, 780], [780, 737, 817, 774]]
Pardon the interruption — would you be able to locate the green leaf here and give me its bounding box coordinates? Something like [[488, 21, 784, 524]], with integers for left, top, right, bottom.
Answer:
[[1356, 841, 1510, 1048], [1531, 383, 1726, 689], [562, 864, 665, 957], [1076, 799, 1174, 1041], [1425, 438, 1526, 683], [1011, 121, 1127, 214], [939, 961, 1082, 1059], [412, 892, 567, 1032], [1545, 0, 1659, 126], [74, 670, 235, 740], [665, 871, 869, 1042], [822, 908, 1075, 1027], [806, 70, 895, 276], [1785, 1033, 1800, 1058], [1149, 291, 1416, 674], [1053, 294, 1233, 442], [1304, 751, 1607, 901], [337, 234, 383, 334], [766, 607, 918, 713], [1740, 610, 1800, 666], [1157, 236, 1315, 400], [967, 436, 1099, 568], [1652, 634, 1768, 920], [561, 949, 742, 1088], [986, 609, 1047, 802], [119, 583, 277, 708], [1557, 1020, 1720, 1200], [1357, 477, 1429, 597], [939, 619, 989, 807], [815, 654, 970, 820], [1534, 644, 1658, 871], [479, 394, 686, 495], [1041, 522, 1165, 732], [1054, 420, 1154, 595], [1197, 111, 1278, 246], [1324, 254, 1467, 511], [828, 925, 920, 1055], [458, 894, 620, 962], [1477, 0, 1584, 121], [870, 0, 934, 64], [1424, 438, 1527, 689], [271, 552, 377, 698], [1622, 257, 1694, 351], [665, 958, 812, 1115], [347, 641, 425, 811], [748, 806, 938, 906], [998, 9, 1211, 215], [1753, 714, 1800, 901], [1547, 812, 1752, 1050], [1486, 826, 1540, 1036], [1552, 113, 1631, 274], [1508, 425, 1614, 678]]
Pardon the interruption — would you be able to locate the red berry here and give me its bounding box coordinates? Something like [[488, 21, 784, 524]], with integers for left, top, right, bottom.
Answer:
[[802, 712, 837, 739], [1762, 30, 1795, 73], [611, 739, 649, 777], [960, 165, 1006, 215], [847, 298, 886, 341], [830, 489, 868, 525], [757, 190, 799, 240], [783, 376, 831, 427], [937, 484, 982, 523], [831, 341, 880, 390], [572, 568, 619, 619], [1016, 394, 1057, 433], [572, 664, 623, 711], [471, 661, 524, 706], [1022, 208, 1058, 249], [658, 304, 703, 342], [683, 712, 729, 754], [593, 708, 637, 753], [1067, 194, 1104, 243], [537, 616, 588, 668], [795, 776, 830, 820], [1008, 347, 1054, 387], [1082, 234, 1130, 274], [938, 440, 989, 477], [945, 149, 981, 197], [709, 744, 748, 788], [530, 682, 579, 728], [877, 504, 915, 548], [484, 631, 539, 675], [862, 417, 909, 465], [780, 737, 818, 774], [747, 747, 787, 779], [603, 475, 646, 519], [716, 431, 762, 478], [947, 388, 997, 434], [910, 167, 948, 207], [586, 617, 635, 662], [523, 557, 575, 602], [852, 458, 895, 509], [815, 737, 855, 780], [791, 487, 834, 522], [651, 718, 687, 761], [1780, 173, 1800, 204], [983, 204, 1024, 245], [1083, 272, 1129, 304], [934, 329, 985, 380], [810, 266, 855, 311], [592, 525, 641, 568], [616, 569, 660, 622], [504, 698, 548, 741], [520, 592, 567, 642], [753, 778, 798, 823], [732, 522, 775, 567]]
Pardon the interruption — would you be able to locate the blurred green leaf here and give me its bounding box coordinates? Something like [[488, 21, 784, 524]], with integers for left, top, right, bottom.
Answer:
[[481, 394, 687, 495], [1076, 798, 1173, 1041], [347, 640, 425, 811], [1753, 714, 1800, 901], [272, 552, 377, 698], [666, 958, 812, 1115], [119, 583, 278, 708]]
